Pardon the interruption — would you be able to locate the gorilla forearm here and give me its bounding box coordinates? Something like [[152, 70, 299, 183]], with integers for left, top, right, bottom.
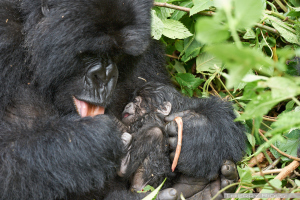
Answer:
[[0, 115, 123, 199]]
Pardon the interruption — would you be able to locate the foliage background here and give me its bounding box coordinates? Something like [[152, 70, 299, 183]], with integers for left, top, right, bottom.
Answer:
[[151, 0, 300, 197]]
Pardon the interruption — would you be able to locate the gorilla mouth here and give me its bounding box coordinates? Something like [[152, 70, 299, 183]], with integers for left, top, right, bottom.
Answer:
[[73, 97, 105, 117], [122, 113, 130, 118]]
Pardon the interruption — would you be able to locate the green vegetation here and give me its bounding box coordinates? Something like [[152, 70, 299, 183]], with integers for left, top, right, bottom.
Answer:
[[151, 0, 300, 197]]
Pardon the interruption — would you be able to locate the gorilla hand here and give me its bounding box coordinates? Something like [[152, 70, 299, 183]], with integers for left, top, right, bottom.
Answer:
[[165, 111, 239, 199], [172, 160, 238, 200]]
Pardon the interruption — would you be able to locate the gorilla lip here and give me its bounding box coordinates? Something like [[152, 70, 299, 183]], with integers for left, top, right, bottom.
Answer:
[[122, 113, 130, 118], [73, 97, 105, 117]]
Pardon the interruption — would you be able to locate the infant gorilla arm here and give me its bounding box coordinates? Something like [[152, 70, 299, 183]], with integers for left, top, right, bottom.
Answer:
[[121, 96, 172, 192], [119, 82, 245, 199]]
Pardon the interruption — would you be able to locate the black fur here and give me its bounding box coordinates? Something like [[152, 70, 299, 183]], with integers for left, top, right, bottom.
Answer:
[[0, 0, 168, 199], [125, 115, 172, 190]]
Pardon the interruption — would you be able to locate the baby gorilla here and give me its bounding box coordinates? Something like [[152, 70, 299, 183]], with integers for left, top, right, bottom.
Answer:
[[121, 93, 173, 192], [119, 82, 245, 197]]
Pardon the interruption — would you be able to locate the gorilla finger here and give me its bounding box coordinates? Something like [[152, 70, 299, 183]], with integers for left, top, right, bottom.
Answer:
[[165, 110, 191, 122], [121, 132, 132, 147], [221, 179, 236, 193], [170, 152, 175, 161], [165, 121, 178, 136], [168, 137, 177, 150], [221, 160, 238, 181], [208, 178, 222, 200], [157, 188, 178, 200]]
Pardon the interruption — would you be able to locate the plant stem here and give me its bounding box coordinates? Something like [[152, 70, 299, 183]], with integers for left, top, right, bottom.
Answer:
[[265, 10, 296, 24], [292, 96, 300, 107], [153, 2, 190, 12], [217, 77, 244, 108], [255, 23, 279, 35], [274, 0, 288, 12]]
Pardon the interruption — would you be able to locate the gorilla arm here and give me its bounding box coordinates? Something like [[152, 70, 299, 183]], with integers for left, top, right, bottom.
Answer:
[[0, 114, 124, 200], [164, 98, 245, 199]]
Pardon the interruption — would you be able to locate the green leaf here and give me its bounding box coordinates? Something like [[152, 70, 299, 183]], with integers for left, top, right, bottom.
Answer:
[[175, 40, 184, 52], [151, 10, 164, 40], [153, 0, 174, 19], [266, 111, 300, 136], [206, 44, 276, 88], [234, 0, 264, 29], [242, 74, 269, 82], [270, 137, 299, 161], [137, 185, 155, 193], [190, 0, 214, 16], [267, 15, 300, 45], [162, 19, 193, 39], [175, 73, 204, 90], [243, 28, 256, 39], [195, 18, 230, 44], [237, 166, 253, 184], [295, 179, 300, 187], [246, 133, 256, 147], [142, 178, 166, 200], [196, 53, 222, 73], [265, 77, 300, 98], [181, 37, 202, 62], [260, 179, 282, 194], [236, 91, 286, 121], [285, 100, 295, 112], [174, 60, 186, 73], [171, 1, 193, 20]]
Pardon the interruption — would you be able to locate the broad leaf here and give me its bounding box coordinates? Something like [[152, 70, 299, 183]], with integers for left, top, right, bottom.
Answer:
[[195, 18, 230, 44], [190, 0, 214, 16], [234, 0, 264, 29], [236, 91, 286, 121], [196, 53, 222, 73], [162, 19, 192, 39], [151, 10, 164, 40]]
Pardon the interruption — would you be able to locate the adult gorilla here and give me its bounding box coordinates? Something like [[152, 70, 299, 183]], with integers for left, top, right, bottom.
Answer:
[[0, 0, 244, 199]]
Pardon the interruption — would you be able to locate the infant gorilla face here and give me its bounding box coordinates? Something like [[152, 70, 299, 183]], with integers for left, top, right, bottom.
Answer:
[[121, 94, 172, 126], [121, 96, 147, 125]]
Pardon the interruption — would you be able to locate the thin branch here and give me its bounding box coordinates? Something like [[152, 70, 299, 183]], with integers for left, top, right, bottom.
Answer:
[[258, 129, 300, 162], [264, 157, 281, 170], [165, 54, 179, 59], [216, 76, 244, 108], [252, 169, 282, 176], [255, 23, 279, 35], [275, 160, 299, 181], [265, 10, 296, 24], [153, 2, 214, 16], [153, 2, 191, 12]]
